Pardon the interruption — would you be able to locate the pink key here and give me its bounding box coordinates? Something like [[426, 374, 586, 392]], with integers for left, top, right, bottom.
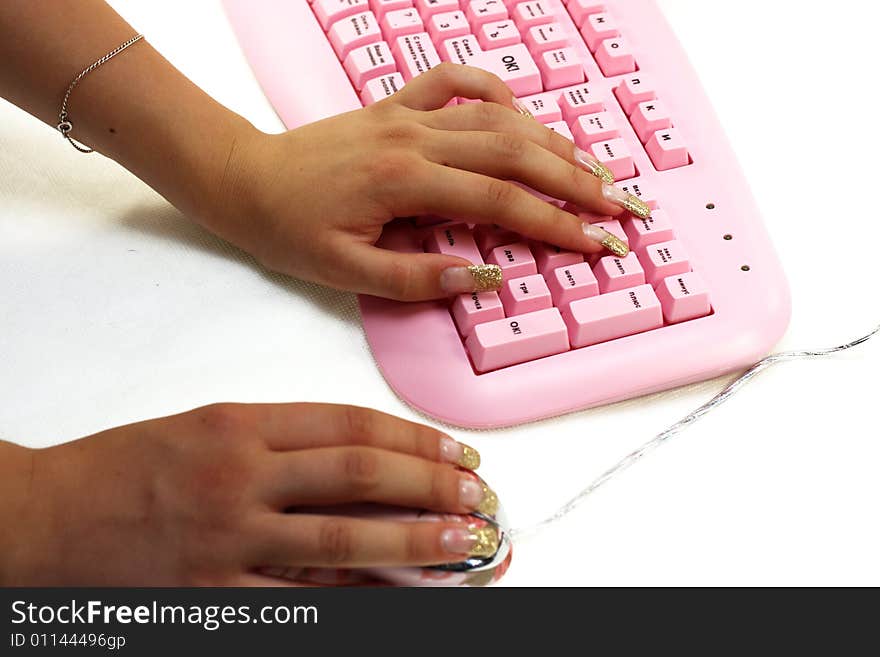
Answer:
[[381, 7, 424, 39], [538, 47, 584, 89], [393, 32, 442, 80], [594, 252, 645, 293], [466, 307, 569, 372], [473, 224, 520, 255], [623, 208, 675, 251], [439, 34, 482, 63], [630, 98, 673, 143], [532, 242, 584, 276], [567, 0, 604, 27], [590, 137, 635, 180], [646, 128, 690, 170], [617, 179, 658, 210], [451, 291, 505, 335], [517, 92, 562, 123], [595, 37, 636, 76], [466, 0, 508, 27], [425, 224, 484, 263], [615, 74, 656, 114], [558, 83, 604, 123], [548, 261, 599, 308], [500, 274, 553, 315], [546, 119, 574, 142], [512, 1, 554, 30], [329, 12, 383, 59], [655, 271, 711, 324], [486, 242, 537, 278], [640, 239, 691, 285], [314, 0, 371, 30], [572, 110, 619, 147], [581, 11, 619, 51], [472, 43, 542, 96], [428, 10, 470, 40], [344, 41, 397, 90], [415, 0, 459, 20], [562, 284, 662, 348], [369, 0, 413, 20], [478, 20, 521, 49], [523, 22, 568, 54], [360, 72, 406, 104]]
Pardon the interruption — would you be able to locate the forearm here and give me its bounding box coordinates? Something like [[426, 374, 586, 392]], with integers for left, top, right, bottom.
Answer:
[[0, 1, 256, 226], [0, 441, 38, 584]]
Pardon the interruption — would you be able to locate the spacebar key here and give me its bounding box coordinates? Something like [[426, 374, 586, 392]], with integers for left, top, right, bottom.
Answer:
[[466, 308, 569, 373]]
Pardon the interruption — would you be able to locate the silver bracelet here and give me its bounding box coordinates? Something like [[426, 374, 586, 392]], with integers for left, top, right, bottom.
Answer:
[[57, 34, 144, 153]]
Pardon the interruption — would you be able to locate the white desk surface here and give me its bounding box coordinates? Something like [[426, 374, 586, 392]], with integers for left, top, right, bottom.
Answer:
[[1, 1, 878, 586]]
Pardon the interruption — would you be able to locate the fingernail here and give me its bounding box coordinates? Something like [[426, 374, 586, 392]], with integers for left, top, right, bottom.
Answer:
[[602, 183, 652, 218], [441, 526, 500, 557], [512, 96, 534, 119], [583, 223, 630, 258], [440, 264, 503, 294], [459, 476, 499, 516], [440, 436, 481, 470], [574, 146, 615, 184]]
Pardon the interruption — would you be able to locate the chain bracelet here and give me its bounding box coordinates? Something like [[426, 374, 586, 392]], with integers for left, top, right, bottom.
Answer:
[[57, 34, 144, 153]]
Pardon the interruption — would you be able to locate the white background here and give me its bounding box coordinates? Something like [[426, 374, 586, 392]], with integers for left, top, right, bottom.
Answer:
[[1, 0, 878, 586]]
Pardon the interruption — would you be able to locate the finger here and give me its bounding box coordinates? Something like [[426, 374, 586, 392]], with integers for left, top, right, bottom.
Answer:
[[390, 62, 517, 111], [252, 567, 387, 586], [263, 447, 493, 515], [251, 513, 500, 568]]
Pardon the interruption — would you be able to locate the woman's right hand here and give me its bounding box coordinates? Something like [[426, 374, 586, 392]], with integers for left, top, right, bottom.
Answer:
[[3, 403, 495, 586]]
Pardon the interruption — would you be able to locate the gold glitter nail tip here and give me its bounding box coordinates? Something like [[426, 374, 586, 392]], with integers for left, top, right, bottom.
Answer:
[[469, 527, 500, 558], [458, 444, 481, 470], [621, 194, 651, 219], [468, 264, 503, 292], [476, 482, 499, 517], [601, 234, 630, 258]]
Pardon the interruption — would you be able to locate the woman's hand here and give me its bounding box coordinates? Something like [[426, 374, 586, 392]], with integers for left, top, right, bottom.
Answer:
[[209, 64, 634, 301], [3, 403, 495, 586]]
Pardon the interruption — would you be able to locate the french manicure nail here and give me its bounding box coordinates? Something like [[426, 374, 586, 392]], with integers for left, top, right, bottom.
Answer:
[[602, 183, 652, 219], [441, 526, 500, 557], [512, 96, 534, 119], [583, 223, 630, 258], [459, 477, 499, 516], [440, 436, 481, 470], [574, 146, 615, 184], [440, 264, 503, 294]]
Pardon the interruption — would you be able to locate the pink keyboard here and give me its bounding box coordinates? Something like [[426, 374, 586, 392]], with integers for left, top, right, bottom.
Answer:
[[225, 0, 791, 428]]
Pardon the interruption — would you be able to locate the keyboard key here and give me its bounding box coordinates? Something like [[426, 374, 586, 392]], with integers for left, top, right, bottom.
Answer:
[[500, 273, 553, 315], [512, 1, 554, 30], [623, 208, 674, 251], [328, 11, 383, 59], [581, 12, 618, 51], [594, 252, 645, 293], [478, 20, 520, 49], [531, 242, 583, 276], [571, 110, 619, 147], [425, 224, 484, 263], [655, 271, 711, 324], [392, 32, 442, 79], [595, 37, 636, 76], [473, 224, 520, 255], [472, 43, 542, 95], [360, 72, 406, 103], [452, 290, 505, 335], [615, 74, 656, 114], [590, 137, 635, 180], [630, 98, 673, 143], [523, 22, 568, 54], [381, 7, 424, 39], [538, 47, 584, 89], [546, 119, 574, 142], [343, 41, 397, 89], [517, 91, 562, 123], [428, 10, 470, 40], [568, 0, 605, 28], [439, 34, 482, 63], [640, 239, 690, 285], [547, 261, 599, 307], [466, 308, 570, 372], [415, 0, 459, 20], [486, 242, 537, 278], [617, 179, 658, 210], [558, 83, 604, 123], [314, 0, 371, 30], [646, 127, 690, 170], [370, 0, 414, 20], [466, 0, 508, 27], [562, 284, 662, 348]]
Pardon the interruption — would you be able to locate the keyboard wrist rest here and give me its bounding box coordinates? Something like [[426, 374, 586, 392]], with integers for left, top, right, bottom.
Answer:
[[222, 0, 362, 129]]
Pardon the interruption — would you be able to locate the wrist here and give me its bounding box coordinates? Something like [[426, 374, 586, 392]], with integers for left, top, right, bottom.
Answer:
[[0, 442, 44, 585]]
